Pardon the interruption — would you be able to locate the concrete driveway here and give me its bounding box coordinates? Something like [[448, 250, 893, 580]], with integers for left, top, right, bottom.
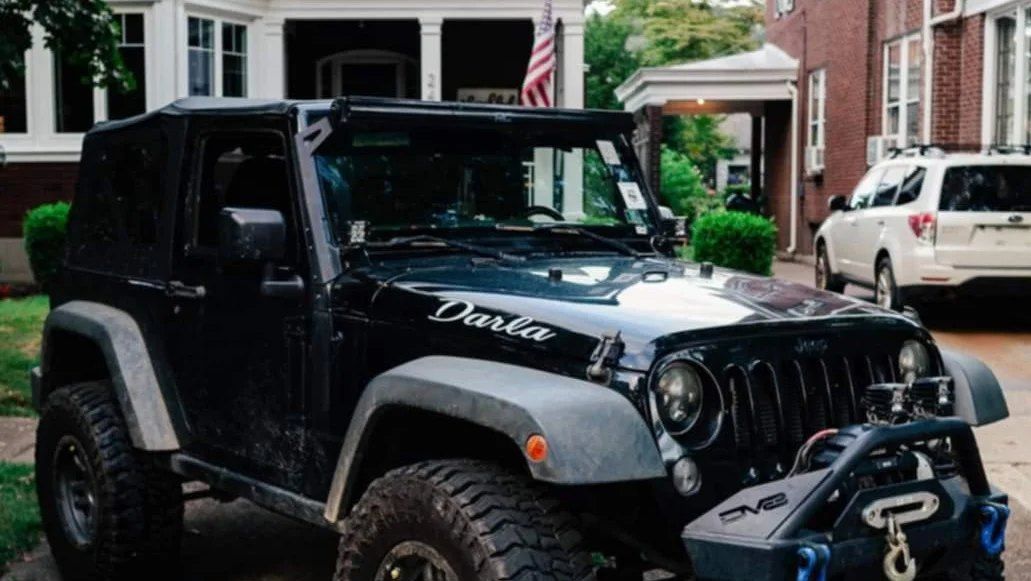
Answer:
[[3, 260, 1031, 580]]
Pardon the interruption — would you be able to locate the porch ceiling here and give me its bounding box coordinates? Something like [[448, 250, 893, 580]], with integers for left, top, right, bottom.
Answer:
[[615, 44, 799, 113]]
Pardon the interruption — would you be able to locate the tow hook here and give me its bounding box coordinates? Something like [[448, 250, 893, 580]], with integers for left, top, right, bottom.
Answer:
[[795, 543, 830, 581], [979, 502, 1010, 556], [883, 513, 917, 581], [586, 331, 624, 384]]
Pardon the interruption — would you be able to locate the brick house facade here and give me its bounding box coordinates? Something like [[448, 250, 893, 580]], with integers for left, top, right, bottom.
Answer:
[[619, 0, 1022, 255]]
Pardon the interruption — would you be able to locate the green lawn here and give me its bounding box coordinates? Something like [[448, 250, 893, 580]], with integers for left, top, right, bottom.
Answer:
[[0, 296, 48, 417], [0, 462, 40, 572]]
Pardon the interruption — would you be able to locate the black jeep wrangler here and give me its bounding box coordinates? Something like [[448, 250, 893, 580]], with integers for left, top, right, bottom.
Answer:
[[32, 97, 1011, 581]]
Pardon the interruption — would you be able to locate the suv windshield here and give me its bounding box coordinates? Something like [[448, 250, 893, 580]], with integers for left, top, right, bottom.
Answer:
[[313, 125, 655, 249], [941, 165, 1031, 212]]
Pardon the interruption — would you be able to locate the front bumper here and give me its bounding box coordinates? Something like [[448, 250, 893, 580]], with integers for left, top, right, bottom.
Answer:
[[682, 419, 1006, 580]]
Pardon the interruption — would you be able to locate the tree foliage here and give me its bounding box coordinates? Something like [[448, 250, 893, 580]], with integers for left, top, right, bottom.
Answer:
[[585, 0, 763, 188], [0, 0, 132, 92], [692, 211, 777, 275], [659, 146, 708, 223]]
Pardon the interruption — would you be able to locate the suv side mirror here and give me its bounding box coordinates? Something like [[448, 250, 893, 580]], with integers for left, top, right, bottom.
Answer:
[[828, 195, 849, 213], [218, 207, 286, 263]]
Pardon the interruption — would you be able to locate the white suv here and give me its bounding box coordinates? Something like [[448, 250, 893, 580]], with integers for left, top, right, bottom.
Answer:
[[814, 150, 1031, 310]]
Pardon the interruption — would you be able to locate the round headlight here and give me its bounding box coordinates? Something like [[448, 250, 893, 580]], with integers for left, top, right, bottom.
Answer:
[[899, 340, 931, 383], [656, 363, 704, 434]]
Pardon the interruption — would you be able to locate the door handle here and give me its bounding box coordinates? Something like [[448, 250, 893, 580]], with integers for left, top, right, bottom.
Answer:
[[166, 280, 206, 299]]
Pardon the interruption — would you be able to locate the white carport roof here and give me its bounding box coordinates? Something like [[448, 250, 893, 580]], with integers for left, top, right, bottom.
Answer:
[[615, 44, 799, 113]]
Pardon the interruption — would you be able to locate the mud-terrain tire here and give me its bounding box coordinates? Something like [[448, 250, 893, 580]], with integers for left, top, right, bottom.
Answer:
[[335, 460, 594, 581], [35, 382, 184, 581]]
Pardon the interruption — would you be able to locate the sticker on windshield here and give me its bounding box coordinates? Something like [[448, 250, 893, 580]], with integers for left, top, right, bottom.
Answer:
[[596, 140, 622, 166], [618, 182, 648, 210]]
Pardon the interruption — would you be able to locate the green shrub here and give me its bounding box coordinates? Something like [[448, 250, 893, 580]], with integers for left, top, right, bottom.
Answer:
[[691, 211, 777, 276], [23, 202, 70, 291], [660, 146, 708, 223]]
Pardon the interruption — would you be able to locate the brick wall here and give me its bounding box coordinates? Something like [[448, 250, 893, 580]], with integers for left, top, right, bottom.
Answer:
[[765, 0, 987, 254], [0, 162, 78, 238]]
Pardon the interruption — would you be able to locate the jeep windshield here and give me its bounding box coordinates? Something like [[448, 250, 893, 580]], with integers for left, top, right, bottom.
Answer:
[[313, 124, 656, 257]]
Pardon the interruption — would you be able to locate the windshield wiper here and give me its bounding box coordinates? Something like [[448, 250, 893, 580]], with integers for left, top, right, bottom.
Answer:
[[367, 235, 524, 263], [495, 224, 643, 258]]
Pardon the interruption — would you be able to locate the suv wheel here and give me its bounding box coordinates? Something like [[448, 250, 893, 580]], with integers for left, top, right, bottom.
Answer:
[[36, 382, 184, 581], [874, 257, 903, 311], [815, 244, 846, 293], [336, 460, 593, 581]]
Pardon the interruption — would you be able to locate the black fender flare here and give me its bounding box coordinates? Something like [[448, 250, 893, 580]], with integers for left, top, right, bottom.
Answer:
[[37, 301, 180, 451], [323, 356, 665, 523], [941, 349, 1009, 427]]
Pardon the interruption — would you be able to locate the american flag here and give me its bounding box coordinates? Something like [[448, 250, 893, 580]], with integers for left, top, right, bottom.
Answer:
[[521, 0, 557, 107]]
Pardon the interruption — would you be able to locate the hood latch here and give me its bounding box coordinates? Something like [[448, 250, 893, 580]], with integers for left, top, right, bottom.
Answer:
[[586, 331, 625, 384]]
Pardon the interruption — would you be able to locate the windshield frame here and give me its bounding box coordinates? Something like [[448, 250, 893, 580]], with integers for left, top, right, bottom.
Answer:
[[307, 113, 661, 257]]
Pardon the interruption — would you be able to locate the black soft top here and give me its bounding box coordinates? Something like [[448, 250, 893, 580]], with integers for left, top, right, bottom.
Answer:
[[88, 97, 635, 135]]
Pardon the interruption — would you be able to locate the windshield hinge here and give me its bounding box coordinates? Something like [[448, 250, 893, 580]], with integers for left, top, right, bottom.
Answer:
[[586, 331, 625, 384]]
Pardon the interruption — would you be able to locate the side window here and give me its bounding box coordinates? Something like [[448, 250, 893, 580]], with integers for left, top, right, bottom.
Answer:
[[69, 125, 167, 277], [895, 166, 926, 206], [191, 132, 295, 259], [872, 165, 907, 207], [850, 168, 884, 210]]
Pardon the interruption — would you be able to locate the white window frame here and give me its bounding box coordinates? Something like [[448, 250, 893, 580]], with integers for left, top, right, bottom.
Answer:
[[185, 13, 251, 98], [984, 6, 1031, 146], [221, 22, 248, 98], [95, 10, 152, 122], [882, 33, 922, 149], [807, 68, 826, 173]]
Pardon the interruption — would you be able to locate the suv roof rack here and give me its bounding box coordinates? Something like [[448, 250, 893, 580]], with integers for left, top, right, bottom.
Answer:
[[888, 144, 948, 159], [987, 144, 1031, 155]]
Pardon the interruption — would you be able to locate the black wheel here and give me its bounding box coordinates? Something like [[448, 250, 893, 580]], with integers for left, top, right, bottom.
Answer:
[[815, 243, 846, 293], [36, 382, 184, 581], [335, 460, 593, 581], [874, 256, 904, 311]]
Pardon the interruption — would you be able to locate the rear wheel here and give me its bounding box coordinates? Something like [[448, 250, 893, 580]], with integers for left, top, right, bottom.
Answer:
[[36, 382, 183, 581], [815, 243, 846, 293], [875, 257, 904, 311], [335, 460, 593, 581]]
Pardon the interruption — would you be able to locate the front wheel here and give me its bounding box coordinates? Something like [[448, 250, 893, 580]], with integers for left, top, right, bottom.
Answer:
[[815, 244, 846, 293], [335, 460, 593, 581], [874, 257, 904, 311]]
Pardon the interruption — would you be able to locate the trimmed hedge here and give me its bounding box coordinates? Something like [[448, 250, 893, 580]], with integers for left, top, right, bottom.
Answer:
[[23, 202, 70, 291], [691, 211, 777, 276]]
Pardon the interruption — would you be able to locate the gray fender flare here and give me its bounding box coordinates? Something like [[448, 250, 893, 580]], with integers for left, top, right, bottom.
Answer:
[[323, 356, 665, 523], [941, 349, 1009, 427], [40, 301, 180, 451]]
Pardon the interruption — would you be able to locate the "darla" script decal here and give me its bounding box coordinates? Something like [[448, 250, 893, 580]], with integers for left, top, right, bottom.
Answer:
[[428, 299, 556, 342]]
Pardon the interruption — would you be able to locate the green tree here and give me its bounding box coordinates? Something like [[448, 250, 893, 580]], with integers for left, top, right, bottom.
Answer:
[[664, 115, 738, 185], [0, 0, 133, 92], [585, 11, 641, 111], [635, 0, 763, 67], [660, 146, 710, 224]]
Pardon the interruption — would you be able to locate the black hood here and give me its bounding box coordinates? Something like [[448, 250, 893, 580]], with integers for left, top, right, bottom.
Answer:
[[360, 256, 913, 371]]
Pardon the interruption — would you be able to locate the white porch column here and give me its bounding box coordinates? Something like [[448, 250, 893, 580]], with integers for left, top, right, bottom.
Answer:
[[559, 21, 584, 109], [258, 18, 286, 99], [420, 17, 443, 101], [560, 21, 585, 218]]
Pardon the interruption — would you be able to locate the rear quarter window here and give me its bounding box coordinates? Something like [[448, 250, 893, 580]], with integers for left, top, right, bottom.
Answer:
[[940, 165, 1031, 212], [67, 122, 168, 277]]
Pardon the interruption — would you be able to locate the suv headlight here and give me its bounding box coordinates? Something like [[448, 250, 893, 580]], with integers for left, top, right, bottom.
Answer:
[[899, 340, 931, 384], [656, 363, 704, 434]]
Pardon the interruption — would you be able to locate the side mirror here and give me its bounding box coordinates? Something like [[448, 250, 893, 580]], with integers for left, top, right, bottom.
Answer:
[[658, 206, 687, 238], [828, 195, 849, 213], [218, 207, 286, 263]]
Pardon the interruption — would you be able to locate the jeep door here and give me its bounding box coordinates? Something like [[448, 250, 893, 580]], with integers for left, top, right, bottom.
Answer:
[[166, 124, 311, 490]]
